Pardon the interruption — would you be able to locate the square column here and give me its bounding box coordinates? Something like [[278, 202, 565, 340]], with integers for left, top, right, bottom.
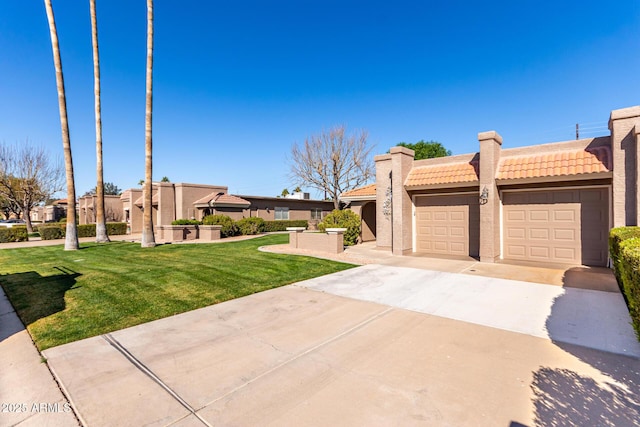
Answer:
[[478, 131, 502, 263], [609, 106, 640, 226]]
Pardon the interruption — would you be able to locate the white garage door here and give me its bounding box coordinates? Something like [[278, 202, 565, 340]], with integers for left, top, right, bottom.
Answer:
[[415, 194, 480, 257], [502, 188, 609, 266]]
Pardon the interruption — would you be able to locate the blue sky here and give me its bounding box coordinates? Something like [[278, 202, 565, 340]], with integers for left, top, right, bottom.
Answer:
[[1, 1, 638, 199]]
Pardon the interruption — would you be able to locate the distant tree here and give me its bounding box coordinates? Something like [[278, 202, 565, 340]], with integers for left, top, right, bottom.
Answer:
[[84, 182, 122, 196], [160, 176, 170, 182], [293, 186, 302, 193], [0, 195, 20, 220], [0, 142, 64, 232], [44, 0, 79, 250], [141, 0, 155, 248], [280, 188, 289, 197], [395, 140, 451, 160], [289, 125, 374, 210]]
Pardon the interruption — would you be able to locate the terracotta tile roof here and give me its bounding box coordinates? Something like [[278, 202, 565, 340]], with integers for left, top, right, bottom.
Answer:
[[497, 146, 612, 180], [341, 184, 376, 198], [405, 161, 479, 187], [194, 192, 250, 206]]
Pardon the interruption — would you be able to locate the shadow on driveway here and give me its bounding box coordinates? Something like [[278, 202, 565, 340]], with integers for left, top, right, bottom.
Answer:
[[535, 268, 640, 426]]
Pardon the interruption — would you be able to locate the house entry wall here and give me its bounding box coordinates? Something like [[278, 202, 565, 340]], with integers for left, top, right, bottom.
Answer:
[[414, 194, 480, 257], [502, 187, 609, 266]]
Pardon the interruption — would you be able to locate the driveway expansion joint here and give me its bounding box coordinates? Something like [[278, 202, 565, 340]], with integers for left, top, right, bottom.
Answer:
[[102, 333, 211, 427]]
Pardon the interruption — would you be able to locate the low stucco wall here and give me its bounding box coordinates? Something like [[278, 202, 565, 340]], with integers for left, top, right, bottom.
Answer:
[[289, 229, 344, 254], [157, 225, 222, 242]]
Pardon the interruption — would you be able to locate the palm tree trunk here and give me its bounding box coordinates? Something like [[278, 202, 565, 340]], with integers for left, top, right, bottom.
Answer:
[[141, 0, 156, 248], [44, 0, 79, 250], [90, 0, 109, 243]]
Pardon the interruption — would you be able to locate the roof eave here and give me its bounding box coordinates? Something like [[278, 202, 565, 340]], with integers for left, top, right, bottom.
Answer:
[[405, 180, 480, 191], [496, 171, 613, 185], [340, 195, 376, 202]]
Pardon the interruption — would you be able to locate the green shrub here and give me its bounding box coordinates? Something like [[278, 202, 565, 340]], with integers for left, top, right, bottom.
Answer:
[[78, 224, 96, 238], [0, 226, 28, 243], [617, 237, 640, 339], [39, 225, 65, 240], [318, 209, 361, 246], [171, 219, 201, 225], [263, 220, 308, 232], [609, 227, 640, 286], [107, 223, 127, 235], [236, 217, 265, 235], [202, 214, 237, 237]]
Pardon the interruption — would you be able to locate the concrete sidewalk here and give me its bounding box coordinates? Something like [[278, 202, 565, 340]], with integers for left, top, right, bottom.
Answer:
[[40, 264, 640, 426], [0, 288, 78, 426]]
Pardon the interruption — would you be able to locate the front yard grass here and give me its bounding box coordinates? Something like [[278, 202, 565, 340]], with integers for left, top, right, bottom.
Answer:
[[0, 234, 355, 350]]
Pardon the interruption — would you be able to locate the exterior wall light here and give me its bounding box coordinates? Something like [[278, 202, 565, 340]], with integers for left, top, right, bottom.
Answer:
[[479, 186, 489, 205]]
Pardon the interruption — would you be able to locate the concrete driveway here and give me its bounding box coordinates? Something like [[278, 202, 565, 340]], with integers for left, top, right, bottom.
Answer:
[[41, 264, 640, 427]]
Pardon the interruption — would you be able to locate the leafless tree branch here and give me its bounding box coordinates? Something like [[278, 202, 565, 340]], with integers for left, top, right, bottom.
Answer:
[[289, 125, 375, 209]]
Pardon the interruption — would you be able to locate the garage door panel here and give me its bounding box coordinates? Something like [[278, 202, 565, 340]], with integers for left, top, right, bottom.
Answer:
[[529, 210, 549, 221], [433, 211, 447, 221], [554, 247, 577, 261], [415, 194, 479, 257], [450, 211, 465, 221], [529, 228, 549, 240], [503, 188, 609, 266], [553, 210, 575, 221], [529, 246, 550, 259], [554, 229, 575, 240]]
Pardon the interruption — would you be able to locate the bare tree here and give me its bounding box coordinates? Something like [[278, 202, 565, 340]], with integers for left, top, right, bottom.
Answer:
[[141, 0, 156, 248], [0, 143, 64, 232], [289, 125, 375, 209], [44, 0, 79, 250], [90, 0, 109, 243]]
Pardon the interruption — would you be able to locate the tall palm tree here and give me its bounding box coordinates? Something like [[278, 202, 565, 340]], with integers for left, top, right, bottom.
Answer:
[[141, 0, 156, 247], [44, 0, 79, 250], [90, 0, 109, 243]]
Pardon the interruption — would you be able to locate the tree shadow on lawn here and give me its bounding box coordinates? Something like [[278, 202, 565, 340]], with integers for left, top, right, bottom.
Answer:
[[532, 267, 640, 426], [0, 267, 80, 342]]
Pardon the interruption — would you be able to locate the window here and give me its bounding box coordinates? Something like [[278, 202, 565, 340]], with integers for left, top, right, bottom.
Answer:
[[275, 207, 289, 220], [311, 208, 323, 220]]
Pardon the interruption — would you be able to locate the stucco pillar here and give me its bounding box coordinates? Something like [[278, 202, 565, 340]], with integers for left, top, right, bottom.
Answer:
[[478, 131, 502, 263], [156, 182, 177, 226], [609, 106, 640, 227], [390, 146, 415, 255], [374, 154, 392, 250]]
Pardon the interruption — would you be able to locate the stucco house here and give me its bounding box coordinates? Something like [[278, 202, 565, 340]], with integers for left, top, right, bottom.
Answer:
[[117, 182, 333, 234], [78, 195, 124, 224], [342, 105, 640, 267]]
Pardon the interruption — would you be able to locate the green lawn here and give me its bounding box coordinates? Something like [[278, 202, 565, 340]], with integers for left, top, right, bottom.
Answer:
[[0, 234, 355, 350]]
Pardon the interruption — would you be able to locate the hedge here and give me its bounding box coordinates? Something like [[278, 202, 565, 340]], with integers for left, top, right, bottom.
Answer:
[[39, 225, 65, 240], [39, 222, 128, 240], [236, 217, 265, 235], [0, 226, 28, 243], [609, 227, 640, 339], [171, 219, 201, 225], [318, 209, 361, 246], [263, 220, 308, 232], [202, 215, 237, 237]]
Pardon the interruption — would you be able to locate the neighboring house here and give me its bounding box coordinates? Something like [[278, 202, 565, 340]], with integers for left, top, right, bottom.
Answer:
[[78, 195, 125, 225], [120, 182, 334, 234], [30, 199, 68, 223], [342, 105, 640, 268]]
